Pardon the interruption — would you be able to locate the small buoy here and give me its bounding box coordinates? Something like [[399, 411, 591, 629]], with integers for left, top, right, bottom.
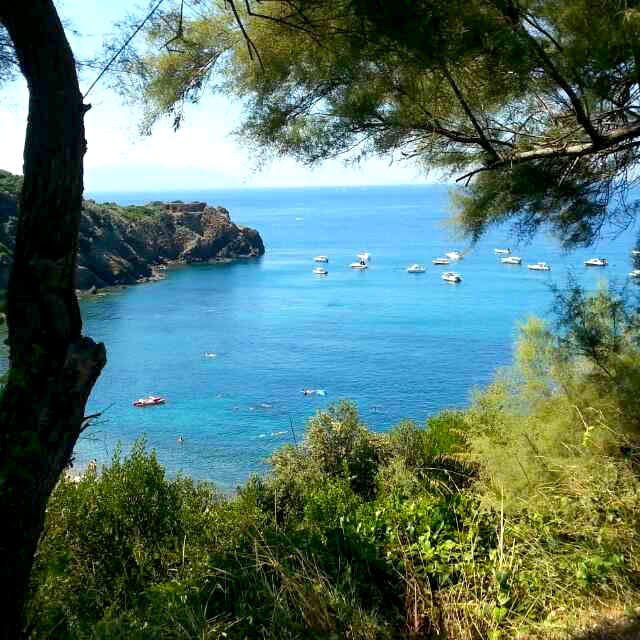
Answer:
[[177, 436, 184, 445]]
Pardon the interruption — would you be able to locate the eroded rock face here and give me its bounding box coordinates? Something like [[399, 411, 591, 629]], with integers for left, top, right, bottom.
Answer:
[[0, 195, 265, 290]]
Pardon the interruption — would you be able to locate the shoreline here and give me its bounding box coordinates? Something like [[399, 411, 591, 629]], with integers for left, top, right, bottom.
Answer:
[[75, 253, 263, 298]]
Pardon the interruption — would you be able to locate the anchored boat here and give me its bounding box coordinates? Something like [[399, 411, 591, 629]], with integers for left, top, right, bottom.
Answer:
[[528, 262, 551, 271], [442, 271, 462, 283], [133, 396, 166, 408]]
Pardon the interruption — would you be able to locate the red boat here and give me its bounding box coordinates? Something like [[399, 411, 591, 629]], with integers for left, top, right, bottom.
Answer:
[[133, 395, 166, 407]]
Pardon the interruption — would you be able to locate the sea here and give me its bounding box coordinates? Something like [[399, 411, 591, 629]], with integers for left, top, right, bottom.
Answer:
[[15, 185, 640, 489]]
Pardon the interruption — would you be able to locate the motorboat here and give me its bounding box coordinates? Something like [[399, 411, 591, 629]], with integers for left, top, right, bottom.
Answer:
[[357, 252, 370, 261], [584, 258, 608, 267], [494, 248, 511, 254], [314, 255, 329, 262], [133, 395, 166, 407], [407, 264, 426, 273], [441, 271, 461, 283], [630, 269, 640, 278], [528, 262, 551, 271], [501, 256, 522, 264], [432, 257, 450, 265], [633, 250, 640, 256], [313, 266, 328, 275], [350, 260, 368, 269], [445, 250, 463, 260]]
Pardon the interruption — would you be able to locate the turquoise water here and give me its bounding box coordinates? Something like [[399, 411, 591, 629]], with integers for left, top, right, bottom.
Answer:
[[70, 184, 637, 489]]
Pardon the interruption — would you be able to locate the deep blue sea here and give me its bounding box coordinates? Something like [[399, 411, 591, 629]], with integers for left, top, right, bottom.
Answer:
[[59, 185, 640, 488]]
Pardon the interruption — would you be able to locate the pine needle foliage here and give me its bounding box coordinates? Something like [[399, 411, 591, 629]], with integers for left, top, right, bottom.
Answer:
[[119, 0, 640, 246]]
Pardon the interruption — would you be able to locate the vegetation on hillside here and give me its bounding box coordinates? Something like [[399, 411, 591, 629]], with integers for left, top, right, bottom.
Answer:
[[98, 202, 167, 221], [0, 168, 22, 195], [0, 169, 166, 222], [26, 287, 640, 639]]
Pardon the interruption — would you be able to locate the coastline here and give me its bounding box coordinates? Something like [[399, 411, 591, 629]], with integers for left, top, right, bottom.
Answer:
[[75, 253, 264, 297], [0, 179, 266, 293]]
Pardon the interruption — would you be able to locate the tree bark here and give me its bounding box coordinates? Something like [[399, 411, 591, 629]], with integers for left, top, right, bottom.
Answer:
[[0, 2, 106, 636]]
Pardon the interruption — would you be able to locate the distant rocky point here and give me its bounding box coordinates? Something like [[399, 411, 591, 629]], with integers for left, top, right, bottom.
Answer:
[[0, 174, 265, 291]]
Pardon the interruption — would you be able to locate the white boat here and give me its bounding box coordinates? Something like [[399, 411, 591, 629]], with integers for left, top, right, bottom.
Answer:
[[630, 269, 640, 278], [501, 256, 522, 264], [312, 267, 328, 275], [432, 257, 450, 265], [445, 250, 463, 260], [407, 264, 426, 273], [528, 262, 551, 271], [494, 248, 511, 254], [350, 260, 368, 270], [441, 271, 461, 283], [584, 258, 608, 267], [356, 252, 370, 261], [633, 250, 640, 256], [314, 255, 329, 262]]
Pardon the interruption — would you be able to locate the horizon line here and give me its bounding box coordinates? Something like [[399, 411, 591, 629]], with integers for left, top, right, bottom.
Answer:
[[86, 181, 454, 195]]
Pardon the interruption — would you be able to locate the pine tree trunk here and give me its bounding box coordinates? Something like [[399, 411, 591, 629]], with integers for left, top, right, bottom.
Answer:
[[0, 2, 106, 636]]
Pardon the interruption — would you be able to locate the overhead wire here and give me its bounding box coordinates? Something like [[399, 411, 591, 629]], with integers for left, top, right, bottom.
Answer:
[[83, 0, 168, 99]]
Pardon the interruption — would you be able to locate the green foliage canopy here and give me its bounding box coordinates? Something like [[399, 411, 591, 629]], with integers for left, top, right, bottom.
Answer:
[[132, 0, 640, 246], [0, 24, 16, 86]]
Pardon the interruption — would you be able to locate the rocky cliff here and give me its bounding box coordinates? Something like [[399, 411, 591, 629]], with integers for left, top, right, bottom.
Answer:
[[0, 187, 265, 290]]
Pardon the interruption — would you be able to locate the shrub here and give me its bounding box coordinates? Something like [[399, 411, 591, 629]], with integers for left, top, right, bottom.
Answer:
[[387, 412, 473, 495], [28, 440, 218, 637], [26, 287, 640, 639], [304, 400, 387, 498]]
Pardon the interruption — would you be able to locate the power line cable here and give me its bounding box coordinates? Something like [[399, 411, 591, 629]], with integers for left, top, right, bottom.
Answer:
[[83, 0, 168, 99]]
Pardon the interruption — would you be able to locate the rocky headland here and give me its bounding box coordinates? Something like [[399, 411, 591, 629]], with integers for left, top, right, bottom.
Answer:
[[0, 172, 265, 291]]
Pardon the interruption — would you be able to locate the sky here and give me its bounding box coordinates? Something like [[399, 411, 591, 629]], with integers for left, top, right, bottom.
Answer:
[[0, 0, 434, 192]]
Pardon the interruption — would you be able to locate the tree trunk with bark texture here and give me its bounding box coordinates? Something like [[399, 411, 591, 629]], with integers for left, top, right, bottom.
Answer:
[[0, 2, 106, 636]]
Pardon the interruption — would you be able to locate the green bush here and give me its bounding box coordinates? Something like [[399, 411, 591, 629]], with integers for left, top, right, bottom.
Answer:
[[27, 288, 640, 639], [387, 412, 474, 495], [304, 400, 387, 497]]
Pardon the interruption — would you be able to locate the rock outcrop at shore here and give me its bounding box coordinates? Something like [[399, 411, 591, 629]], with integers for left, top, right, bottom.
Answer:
[[0, 191, 265, 290]]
